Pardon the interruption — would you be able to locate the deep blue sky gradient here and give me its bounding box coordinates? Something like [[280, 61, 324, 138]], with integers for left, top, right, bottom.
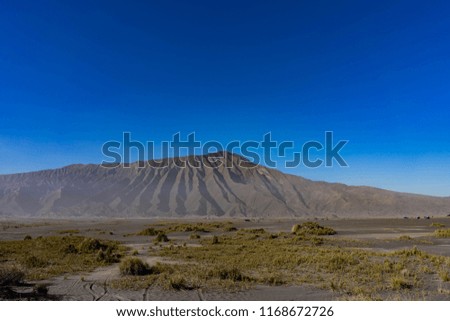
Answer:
[[1, 1, 449, 195]]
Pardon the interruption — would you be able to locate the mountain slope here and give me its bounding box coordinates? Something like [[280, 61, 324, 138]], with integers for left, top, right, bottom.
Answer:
[[0, 152, 448, 218]]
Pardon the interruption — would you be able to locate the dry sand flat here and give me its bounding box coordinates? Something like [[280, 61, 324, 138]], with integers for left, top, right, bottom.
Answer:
[[1, 218, 450, 301]]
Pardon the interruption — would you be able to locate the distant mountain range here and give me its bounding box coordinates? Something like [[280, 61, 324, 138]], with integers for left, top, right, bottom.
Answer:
[[0, 152, 449, 218]]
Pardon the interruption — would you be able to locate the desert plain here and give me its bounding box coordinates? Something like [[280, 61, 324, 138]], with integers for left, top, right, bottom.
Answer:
[[1, 216, 450, 301]]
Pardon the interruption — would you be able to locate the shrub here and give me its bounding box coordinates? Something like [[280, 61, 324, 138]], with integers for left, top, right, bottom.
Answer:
[[391, 276, 413, 290], [96, 247, 121, 263], [430, 223, 445, 228], [34, 283, 49, 295], [208, 267, 246, 282], [23, 235, 32, 241], [155, 233, 169, 243], [138, 228, 159, 236], [77, 238, 105, 253], [167, 274, 193, 290], [58, 229, 80, 235], [23, 255, 48, 268], [0, 266, 24, 286], [439, 270, 450, 282], [434, 229, 450, 238], [190, 233, 201, 239], [64, 244, 78, 254], [292, 222, 336, 236], [211, 235, 219, 244], [119, 257, 151, 276], [291, 224, 301, 234]]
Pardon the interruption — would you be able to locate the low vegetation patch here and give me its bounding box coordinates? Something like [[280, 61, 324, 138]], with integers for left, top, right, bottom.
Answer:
[[430, 223, 445, 228], [137, 227, 159, 236], [119, 257, 151, 276], [155, 233, 169, 243], [0, 236, 126, 280], [126, 228, 449, 298], [190, 233, 201, 239], [434, 229, 450, 238], [291, 222, 336, 236], [0, 266, 25, 286], [58, 229, 80, 235], [137, 222, 236, 236]]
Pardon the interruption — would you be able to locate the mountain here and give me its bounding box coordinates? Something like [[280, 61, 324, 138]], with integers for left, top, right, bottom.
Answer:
[[0, 152, 449, 218]]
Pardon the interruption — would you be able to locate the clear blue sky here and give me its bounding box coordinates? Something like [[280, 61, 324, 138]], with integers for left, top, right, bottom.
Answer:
[[1, 1, 449, 196]]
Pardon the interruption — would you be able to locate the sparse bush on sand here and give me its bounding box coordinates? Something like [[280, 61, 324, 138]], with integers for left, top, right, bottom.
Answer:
[[155, 232, 169, 243], [0, 266, 25, 286], [137, 228, 159, 236], [190, 233, 201, 239], [434, 229, 450, 238], [119, 257, 151, 276], [291, 222, 336, 236], [0, 236, 125, 280]]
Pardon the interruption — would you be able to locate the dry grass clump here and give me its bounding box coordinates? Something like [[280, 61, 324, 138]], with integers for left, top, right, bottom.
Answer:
[[434, 229, 450, 238], [0, 266, 25, 286], [438, 270, 450, 282], [391, 276, 413, 290], [291, 222, 336, 236], [0, 236, 125, 280], [211, 235, 219, 244], [155, 232, 169, 243], [139, 222, 236, 235], [430, 223, 445, 228], [137, 227, 159, 236], [119, 257, 152, 276], [58, 229, 80, 235], [190, 233, 201, 239]]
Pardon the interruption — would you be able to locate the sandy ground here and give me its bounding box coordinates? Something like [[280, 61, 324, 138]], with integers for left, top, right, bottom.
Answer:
[[1, 217, 449, 300]]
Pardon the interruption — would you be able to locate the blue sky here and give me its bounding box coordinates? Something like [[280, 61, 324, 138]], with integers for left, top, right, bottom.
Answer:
[[0, 0, 449, 196]]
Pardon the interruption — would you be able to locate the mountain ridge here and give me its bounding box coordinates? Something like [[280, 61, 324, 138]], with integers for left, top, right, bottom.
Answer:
[[0, 152, 449, 218]]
